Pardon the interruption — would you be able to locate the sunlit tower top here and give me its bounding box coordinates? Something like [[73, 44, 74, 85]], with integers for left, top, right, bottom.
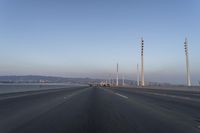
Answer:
[[141, 38, 145, 86], [184, 38, 191, 86]]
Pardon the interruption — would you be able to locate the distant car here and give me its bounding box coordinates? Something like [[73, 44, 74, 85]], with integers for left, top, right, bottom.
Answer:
[[107, 84, 111, 87], [88, 84, 93, 87]]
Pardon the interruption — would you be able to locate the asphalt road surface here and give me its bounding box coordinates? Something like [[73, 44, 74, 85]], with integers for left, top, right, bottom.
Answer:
[[0, 86, 200, 133]]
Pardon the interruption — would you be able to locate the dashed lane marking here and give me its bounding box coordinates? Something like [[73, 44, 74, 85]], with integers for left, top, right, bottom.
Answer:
[[115, 93, 128, 99], [101, 88, 128, 99]]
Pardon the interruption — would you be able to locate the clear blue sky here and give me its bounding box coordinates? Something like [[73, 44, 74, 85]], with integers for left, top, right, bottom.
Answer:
[[0, 0, 200, 84]]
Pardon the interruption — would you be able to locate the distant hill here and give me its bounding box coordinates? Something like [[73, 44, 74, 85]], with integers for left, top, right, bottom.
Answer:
[[0, 75, 137, 85], [0, 75, 92, 84], [0, 75, 172, 86]]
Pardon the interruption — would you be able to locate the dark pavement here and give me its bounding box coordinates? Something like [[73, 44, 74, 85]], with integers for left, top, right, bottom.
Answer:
[[0, 86, 200, 133]]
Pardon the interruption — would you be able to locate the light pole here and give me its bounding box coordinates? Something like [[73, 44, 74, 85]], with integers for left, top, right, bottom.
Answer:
[[116, 63, 119, 86], [184, 38, 191, 86], [137, 64, 140, 87], [122, 74, 125, 86], [141, 38, 145, 86]]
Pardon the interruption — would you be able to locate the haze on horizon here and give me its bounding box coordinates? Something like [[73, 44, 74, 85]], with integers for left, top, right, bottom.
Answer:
[[0, 0, 200, 85]]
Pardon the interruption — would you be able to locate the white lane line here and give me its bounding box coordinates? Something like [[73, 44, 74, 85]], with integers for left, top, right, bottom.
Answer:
[[115, 93, 128, 99], [101, 88, 128, 99]]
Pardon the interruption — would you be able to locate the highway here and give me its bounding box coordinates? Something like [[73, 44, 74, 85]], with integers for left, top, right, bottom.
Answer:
[[0, 86, 200, 133]]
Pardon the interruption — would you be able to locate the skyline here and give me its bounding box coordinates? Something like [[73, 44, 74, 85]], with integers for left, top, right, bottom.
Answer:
[[0, 0, 200, 85]]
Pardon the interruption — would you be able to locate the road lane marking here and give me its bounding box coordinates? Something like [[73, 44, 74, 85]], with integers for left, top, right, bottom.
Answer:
[[101, 88, 128, 99], [115, 93, 128, 99]]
